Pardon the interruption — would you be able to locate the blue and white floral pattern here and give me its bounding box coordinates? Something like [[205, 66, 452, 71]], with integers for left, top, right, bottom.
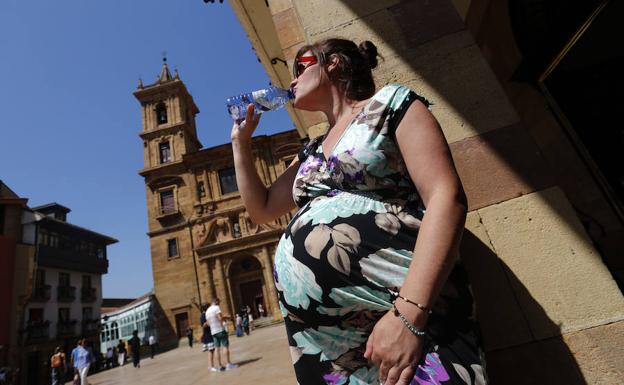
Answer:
[[275, 84, 486, 384]]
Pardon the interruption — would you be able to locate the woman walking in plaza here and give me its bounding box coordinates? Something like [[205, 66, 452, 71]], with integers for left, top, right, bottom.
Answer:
[[50, 346, 66, 385], [231, 38, 487, 385], [116, 339, 126, 367]]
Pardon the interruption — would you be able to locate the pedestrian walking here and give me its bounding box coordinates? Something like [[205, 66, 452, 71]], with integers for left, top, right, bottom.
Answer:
[[257, 303, 265, 318], [116, 339, 126, 366], [105, 348, 114, 369], [148, 334, 157, 359], [84, 340, 96, 373], [186, 327, 194, 348], [205, 298, 238, 371], [70, 339, 92, 385], [50, 346, 66, 385], [246, 305, 254, 331], [129, 330, 141, 368], [235, 313, 243, 337], [241, 307, 250, 336]]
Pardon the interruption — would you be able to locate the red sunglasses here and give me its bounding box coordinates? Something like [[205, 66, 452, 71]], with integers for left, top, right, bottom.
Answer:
[[295, 56, 318, 77]]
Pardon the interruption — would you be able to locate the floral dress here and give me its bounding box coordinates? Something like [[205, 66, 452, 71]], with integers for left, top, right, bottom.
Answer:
[[274, 84, 487, 385]]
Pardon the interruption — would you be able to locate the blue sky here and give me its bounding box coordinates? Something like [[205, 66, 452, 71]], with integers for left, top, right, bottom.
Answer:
[[0, 1, 294, 298]]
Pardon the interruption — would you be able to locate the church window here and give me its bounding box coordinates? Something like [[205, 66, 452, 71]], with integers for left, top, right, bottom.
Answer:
[[219, 167, 238, 195], [159, 190, 176, 215], [167, 238, 178, 258], [159, 141, 172, 164], [156, 103, 168, 124]]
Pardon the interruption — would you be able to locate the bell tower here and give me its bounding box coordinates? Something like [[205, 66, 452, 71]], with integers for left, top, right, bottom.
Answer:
[[134, 58, 202, 170]]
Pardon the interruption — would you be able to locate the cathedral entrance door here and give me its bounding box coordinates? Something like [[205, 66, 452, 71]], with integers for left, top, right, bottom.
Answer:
[[239, 279, 264, 319], [230, 256, 266, 319]]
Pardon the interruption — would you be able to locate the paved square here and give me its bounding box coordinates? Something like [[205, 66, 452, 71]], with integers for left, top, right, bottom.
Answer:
[[88, 323, 296, 385]]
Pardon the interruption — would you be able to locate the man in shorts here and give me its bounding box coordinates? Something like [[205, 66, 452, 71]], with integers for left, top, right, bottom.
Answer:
[[200, 304, 217, 371], [205, 298, 238, 371]]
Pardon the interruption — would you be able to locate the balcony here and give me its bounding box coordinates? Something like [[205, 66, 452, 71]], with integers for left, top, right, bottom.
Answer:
[[57, 320, 77, 338], [31, 285, 52, 302], [37, 245, 108, 274], [25, 321, 50, 343], [81, 287, 97, 303], [81, 319, 99, 335], [57, 286, 76, 302]]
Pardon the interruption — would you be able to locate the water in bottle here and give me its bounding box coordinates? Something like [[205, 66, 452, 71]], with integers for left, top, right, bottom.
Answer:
[[226, 86, 294, 120]]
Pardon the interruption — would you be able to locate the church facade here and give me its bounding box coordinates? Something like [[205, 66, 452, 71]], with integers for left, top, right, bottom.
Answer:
[[134, 62, 301, 345]]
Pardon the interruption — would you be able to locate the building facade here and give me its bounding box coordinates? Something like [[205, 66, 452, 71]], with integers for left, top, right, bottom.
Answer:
[[20, 203, 117, 385], [99, 293, 159, 354], [227, 0, 624, 383], [0, 181, 37, 376], [134, 63, 301, 346]]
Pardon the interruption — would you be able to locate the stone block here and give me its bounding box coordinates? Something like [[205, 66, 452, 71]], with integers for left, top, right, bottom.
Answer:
[[462, 212, 534, 351], [388, 0, 465, 47], [477, 187, 624, 339], [293, 0, 400, 39], [267, 0, 293, 16], [562, 320, 624, 384], [273, 7, 305, 50], [485, 321, 624, 385], [451, 123, 553, 211], [485, 336, 587, 385]]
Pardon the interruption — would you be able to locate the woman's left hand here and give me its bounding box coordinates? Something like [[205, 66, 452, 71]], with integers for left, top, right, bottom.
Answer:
[[364, 309, 425, 385]]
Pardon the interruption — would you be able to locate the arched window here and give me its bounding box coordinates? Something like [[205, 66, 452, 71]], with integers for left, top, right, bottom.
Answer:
[[101, 324, 108, 343], [111, 321, 119, 340], [156, 102, 168, 125]]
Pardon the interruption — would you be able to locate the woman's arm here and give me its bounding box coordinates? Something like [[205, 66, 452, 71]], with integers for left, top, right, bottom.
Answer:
[[365, 100, 467, 385], [394, 99, 467, 327], [231, 104, 299, 224]]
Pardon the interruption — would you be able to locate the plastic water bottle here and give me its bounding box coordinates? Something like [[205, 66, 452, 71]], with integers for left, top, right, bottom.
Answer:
[[226, 86, 294, 120]]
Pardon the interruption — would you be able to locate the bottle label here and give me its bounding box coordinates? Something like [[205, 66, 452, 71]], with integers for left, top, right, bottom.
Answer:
[[252, 89, 272, 111]]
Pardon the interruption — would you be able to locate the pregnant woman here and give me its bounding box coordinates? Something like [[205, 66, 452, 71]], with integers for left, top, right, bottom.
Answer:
[[231, 38, 487, 385]]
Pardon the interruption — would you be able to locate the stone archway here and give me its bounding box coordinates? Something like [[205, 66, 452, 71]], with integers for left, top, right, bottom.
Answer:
[[228, 255, 267, 320]]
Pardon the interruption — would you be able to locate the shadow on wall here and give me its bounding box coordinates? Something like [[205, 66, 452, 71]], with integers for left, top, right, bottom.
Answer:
[[333, 0, 624, 289], [284, 0, 624, 382], [152, 297, 179, 352], [461, 230, 586, 384]]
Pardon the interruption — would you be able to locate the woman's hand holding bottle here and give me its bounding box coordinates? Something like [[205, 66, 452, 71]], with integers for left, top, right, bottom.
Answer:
[[231, 104, 261, 143]]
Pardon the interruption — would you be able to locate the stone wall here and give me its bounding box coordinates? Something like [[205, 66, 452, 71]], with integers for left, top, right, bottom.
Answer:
[[230, 0, 624, 383]]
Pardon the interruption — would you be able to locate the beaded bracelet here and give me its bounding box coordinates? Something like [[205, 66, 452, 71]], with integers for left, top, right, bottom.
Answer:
[[390, 291, 433, 315], [392, 304, 427, 338]]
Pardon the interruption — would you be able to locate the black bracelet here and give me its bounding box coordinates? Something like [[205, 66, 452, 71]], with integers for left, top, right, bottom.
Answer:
[[389, 290, 433, 315], [392, 304, 427, 338]]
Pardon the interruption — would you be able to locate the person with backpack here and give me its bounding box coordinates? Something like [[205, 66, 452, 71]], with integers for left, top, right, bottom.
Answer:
[[50, 346, 66, 385], [128, 330, 142, 368]]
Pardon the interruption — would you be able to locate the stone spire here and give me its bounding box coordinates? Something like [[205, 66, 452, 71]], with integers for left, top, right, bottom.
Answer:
[[157, 56, 173, 83]]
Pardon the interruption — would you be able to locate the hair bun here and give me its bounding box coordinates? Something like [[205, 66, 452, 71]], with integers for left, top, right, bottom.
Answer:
[[358, 40, 378, 69]]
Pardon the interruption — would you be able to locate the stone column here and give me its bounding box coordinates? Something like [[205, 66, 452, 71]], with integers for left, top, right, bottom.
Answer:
[[205, 260, 215, 304], [202, 169, 213, 201], [260, 245, 281, 320], [225, 274, 237, 327], [214, 256, 231, 320], [189, 172, 199, 204]]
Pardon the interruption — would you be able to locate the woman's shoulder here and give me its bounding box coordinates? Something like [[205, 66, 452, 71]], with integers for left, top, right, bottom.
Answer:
[[374, 84, 431, 110]]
